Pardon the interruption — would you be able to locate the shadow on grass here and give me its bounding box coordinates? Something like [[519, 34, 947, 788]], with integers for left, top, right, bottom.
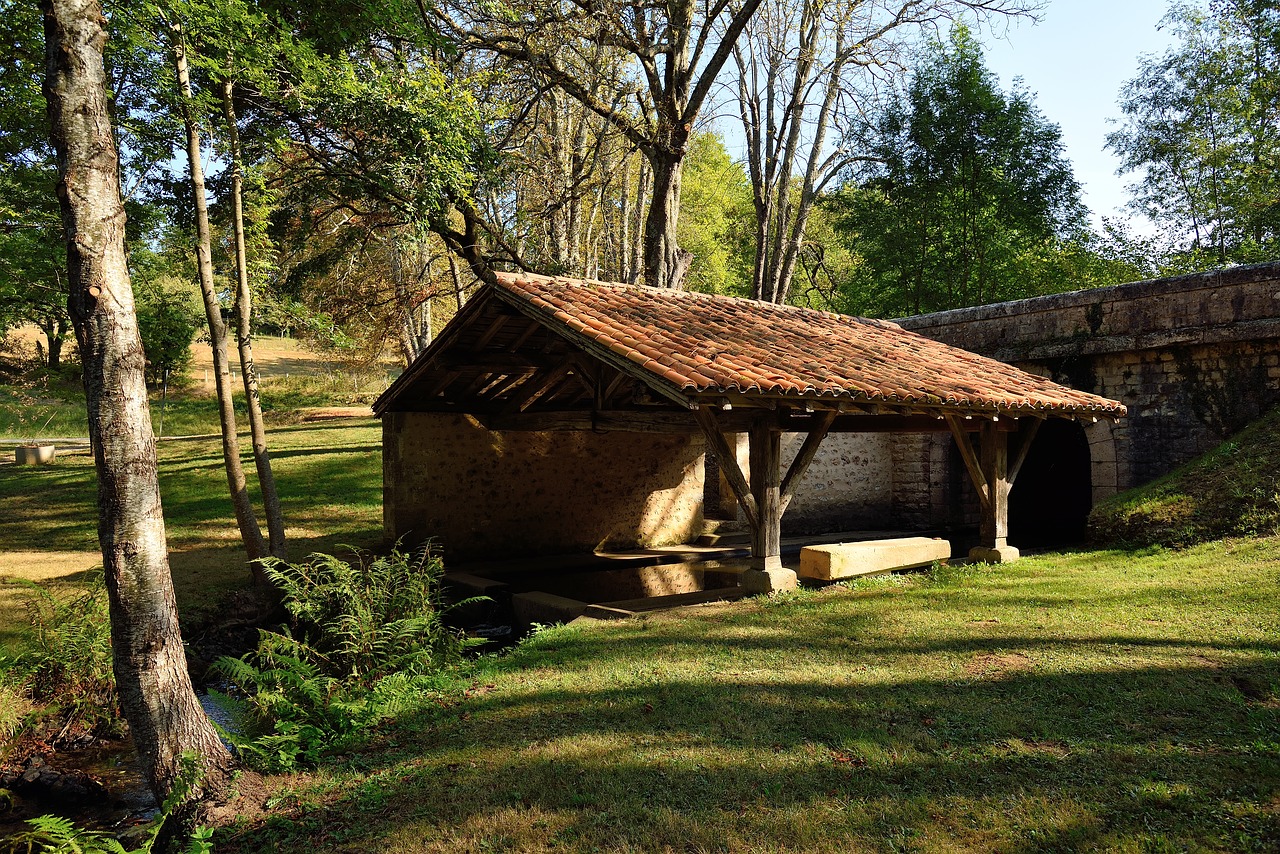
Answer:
[[220, 601, 1280, 854]]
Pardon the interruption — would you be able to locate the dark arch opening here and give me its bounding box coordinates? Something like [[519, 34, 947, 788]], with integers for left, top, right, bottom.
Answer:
[[1009, 420, 1092, 548]]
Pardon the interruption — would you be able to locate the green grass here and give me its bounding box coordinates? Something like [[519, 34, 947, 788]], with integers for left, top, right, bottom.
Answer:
[[1090, 406, 1280, 548], [220, 542, 1280, 853], [0, 378, 376, 441], [0, 418, 385, 651]]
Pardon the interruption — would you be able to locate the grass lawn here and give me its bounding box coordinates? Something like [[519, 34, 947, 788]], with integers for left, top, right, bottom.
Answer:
[[222, 541, 1280, 853], [0, 417, 384, 652]]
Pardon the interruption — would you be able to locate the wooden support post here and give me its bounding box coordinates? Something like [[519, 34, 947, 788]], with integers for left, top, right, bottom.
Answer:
[[744, 415, 797, 593], [971, 420, 1018, 564], [692, 408, 758, 529]]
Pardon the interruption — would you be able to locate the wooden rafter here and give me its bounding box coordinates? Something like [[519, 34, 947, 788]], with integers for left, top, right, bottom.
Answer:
[[779, 410, 837, 514], [945, 414, 991, 513], [1007, 417, 1043, 486], [501, 357, 576, 414], [507, 319, 541, 352], [692, 407, 759, 530], [472, 312, 511, 350]]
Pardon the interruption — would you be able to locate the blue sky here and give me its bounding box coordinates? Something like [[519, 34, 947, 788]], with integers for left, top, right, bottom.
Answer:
[[980, 0, 1178, 229]]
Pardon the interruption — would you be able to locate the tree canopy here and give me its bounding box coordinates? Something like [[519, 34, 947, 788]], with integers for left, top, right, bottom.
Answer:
[[1107, 0, 1280, 266], [830, 26, 1093, 317]]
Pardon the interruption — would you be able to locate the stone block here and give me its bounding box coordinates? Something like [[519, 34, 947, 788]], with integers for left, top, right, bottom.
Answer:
[[798, 537, 951, 581], [511, 592, 589, 627], [968, 545, 1020, 564], [742, 567, 799, 594]]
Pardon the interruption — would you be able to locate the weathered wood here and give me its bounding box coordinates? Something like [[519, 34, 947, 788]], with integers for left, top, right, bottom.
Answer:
[[492, 287, 694, 408], [693, 407, 759, 530], [489, 407, 757, 434], [1007, 417, 1043, 486], [507, 318, 541, 352], [779, 410, 837, 514], [945, 414, 991, 513], [501, 357, 576, 414], [749, 415, 783, 568], [472, 312, 511, 350], [979, 420, 1011, 548], [437, 352, 554, 371]]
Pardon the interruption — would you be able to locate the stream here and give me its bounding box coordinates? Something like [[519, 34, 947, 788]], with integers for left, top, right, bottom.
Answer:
[[0, 691, 240, 839]]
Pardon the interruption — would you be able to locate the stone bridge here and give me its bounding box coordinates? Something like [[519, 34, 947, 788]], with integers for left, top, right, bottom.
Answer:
[[889, 262, 1280, 544]]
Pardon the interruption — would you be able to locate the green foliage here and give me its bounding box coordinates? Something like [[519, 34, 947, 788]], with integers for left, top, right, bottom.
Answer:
[[134, 277, 202, 385], [211, 545, 480, 771], [832, 25, 1091, 317], [677, 132, 754, 297], [3, 571, 121, 739], [1107, 0, 1280, 266], [8, 754, 214, 854], [1090, 405, 1280, 548]]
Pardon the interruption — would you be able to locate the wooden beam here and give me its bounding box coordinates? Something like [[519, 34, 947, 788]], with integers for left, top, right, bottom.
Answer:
[[779, 410, 837, 514], [1007, 417, 1043, 487], [945, 414, 991, 513], [749, 415, 783, 569], [472, 312, 510, 350], [979, 420, 1011, 549], [437, 352, 553, 371], [487, 407, 757, 433], [500, 357, 576, 414], [507, 319, 541, 352], [693, 407, 758, 530]]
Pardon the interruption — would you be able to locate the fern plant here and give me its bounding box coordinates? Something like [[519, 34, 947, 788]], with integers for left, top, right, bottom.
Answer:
[[2, 571, 120, 740], [211, 543, 482, 771]]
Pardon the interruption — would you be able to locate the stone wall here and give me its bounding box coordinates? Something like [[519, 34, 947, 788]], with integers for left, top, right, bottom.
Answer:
[[383, 412, 705, 561], [781, 432, 895, 533], [897, 262, 1280, 500]]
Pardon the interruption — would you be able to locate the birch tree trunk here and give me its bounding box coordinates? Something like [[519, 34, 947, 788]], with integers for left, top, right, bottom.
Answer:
[[221, 80, 287, 562], [172, 29, 267, 566], [41, 0, 236, 802]]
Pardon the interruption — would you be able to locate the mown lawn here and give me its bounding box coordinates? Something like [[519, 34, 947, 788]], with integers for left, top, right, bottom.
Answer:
[[0, 418, 384, 651], [222, 540, 1280, 853]]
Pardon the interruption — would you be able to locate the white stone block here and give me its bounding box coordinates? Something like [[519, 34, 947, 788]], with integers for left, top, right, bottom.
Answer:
[[798, 537, 951, 581]]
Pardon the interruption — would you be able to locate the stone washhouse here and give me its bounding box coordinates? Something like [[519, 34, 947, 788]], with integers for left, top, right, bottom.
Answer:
[[374, 272, 1125, 607]]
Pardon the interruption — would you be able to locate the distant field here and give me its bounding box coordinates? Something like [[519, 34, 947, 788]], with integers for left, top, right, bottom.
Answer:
[[0, 419, 384, 652]]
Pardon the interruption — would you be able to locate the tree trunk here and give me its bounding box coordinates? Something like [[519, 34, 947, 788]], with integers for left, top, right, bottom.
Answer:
[[221, 80, 286, 565], [41, 0, 236, 802], [643, 150, 692, 289], [172, 29, 266, 563]]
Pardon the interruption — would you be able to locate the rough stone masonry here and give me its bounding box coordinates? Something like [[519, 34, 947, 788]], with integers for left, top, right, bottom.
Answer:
[[892, 261, 1280, 528]]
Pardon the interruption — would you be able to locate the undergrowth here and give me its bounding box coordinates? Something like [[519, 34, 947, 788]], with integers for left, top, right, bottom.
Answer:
[[211, 544, 481, 772], [1089, 405, 1280, 547], [7, 754, 213, 854], [0, 572, 121, 748]]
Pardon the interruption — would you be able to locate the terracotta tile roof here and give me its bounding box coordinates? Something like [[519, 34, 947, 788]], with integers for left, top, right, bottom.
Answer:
[[494, 271, 1126, 418]]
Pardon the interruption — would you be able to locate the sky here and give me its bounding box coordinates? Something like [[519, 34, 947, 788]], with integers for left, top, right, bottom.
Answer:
[[979, 0, 1180, 230]]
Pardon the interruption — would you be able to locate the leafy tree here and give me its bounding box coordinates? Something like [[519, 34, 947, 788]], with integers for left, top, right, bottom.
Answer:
[[1107, 0, 1280, 265], [729, 0, 1032, 305], [832, 26, 1089, 316], [676, 132, 754, 296], [135, 278, 201, 385], [0, 0, 72, 366]]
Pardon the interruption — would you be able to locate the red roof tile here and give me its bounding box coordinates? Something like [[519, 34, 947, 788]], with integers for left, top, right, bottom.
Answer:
[[493, 272, 1126, 417]]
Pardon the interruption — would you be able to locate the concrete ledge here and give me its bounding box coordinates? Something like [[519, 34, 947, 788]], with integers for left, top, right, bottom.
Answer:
[[512, 591, 589, 627], [798, 537, 951, 581]]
